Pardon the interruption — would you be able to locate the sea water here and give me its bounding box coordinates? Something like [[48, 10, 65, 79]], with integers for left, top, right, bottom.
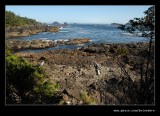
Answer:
[[19, 24, 149, 52]]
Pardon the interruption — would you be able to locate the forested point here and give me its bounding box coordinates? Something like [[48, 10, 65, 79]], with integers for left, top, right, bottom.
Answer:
[[5, 11, 60, 39], [6, 11, 42, 27]]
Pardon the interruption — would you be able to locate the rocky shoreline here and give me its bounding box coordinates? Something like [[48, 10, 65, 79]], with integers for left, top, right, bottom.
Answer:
[[14, 42, 154, 105], [6, 38, 91, 51], [5, 25, 60, 39]]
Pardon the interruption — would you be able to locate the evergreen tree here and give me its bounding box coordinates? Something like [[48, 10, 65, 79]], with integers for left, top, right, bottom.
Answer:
[[6, 11, 41, 27], [118, 6, 154, 104]]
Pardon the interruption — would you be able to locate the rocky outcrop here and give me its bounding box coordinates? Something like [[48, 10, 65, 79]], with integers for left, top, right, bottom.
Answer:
[[6, 38, 91, 51], [79, 42, 151, 55], [6, 39, 57, 51], [13, 42, 154, 105], [66, 38, 91, 45], [6, 25, 60, 39], [30, 40, 56, 49]]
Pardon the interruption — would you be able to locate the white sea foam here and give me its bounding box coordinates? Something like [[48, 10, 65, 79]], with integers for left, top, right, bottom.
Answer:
[[77, 44, 85, 46], [41, 39, 53, 42], [59, 26, 63, 29], [59, 30, 69, 33], [41, 32, 49, 34], [122, 33, 134, 36], [122, 32, 144, 37], [54, 39, 69, 42], [135, 32, 142, 36]]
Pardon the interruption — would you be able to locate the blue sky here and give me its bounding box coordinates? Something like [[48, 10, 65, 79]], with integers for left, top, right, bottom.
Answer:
[[5, 5, 152, 24]]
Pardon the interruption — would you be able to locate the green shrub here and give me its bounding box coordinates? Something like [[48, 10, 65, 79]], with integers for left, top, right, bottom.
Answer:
[[33, 81, 59, 103], [34, 81, 59, 97], [6, 49, 59, 104], [117, 47, 128, 56]]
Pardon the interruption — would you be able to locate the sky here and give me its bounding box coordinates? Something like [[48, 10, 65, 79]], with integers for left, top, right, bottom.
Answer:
[[5, 5, 152, 24]]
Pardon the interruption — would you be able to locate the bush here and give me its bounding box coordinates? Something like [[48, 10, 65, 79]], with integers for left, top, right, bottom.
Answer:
[[117, 47, 128, 56], [33, 81, 60, 103], [6, 48, 59, 104]]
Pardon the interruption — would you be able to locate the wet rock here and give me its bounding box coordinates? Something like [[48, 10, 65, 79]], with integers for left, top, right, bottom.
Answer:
[[57, 40, 65, 45], [66, 38, 90, 45]]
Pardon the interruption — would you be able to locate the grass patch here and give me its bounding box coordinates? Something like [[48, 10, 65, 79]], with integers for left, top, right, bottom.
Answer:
[[80, 91, 96, 105]]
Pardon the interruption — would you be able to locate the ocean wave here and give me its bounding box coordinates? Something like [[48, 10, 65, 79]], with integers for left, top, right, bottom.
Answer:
[[76, 44, 85, 46], [59, 30, 69, 33], [54, 39, 69, 42], [122, 32, 143, 37], [135, 32, 142, 36], [122, 33, 134, 36], [42, 39, 53, 42], [41, 32, 49, 34]]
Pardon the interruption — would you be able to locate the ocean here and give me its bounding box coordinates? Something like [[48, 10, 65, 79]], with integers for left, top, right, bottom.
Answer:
[[20, 24, 149, 52]]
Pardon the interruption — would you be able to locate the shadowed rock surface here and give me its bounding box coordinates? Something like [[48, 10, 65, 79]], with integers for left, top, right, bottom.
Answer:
[[14, 42, 154, 105]]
